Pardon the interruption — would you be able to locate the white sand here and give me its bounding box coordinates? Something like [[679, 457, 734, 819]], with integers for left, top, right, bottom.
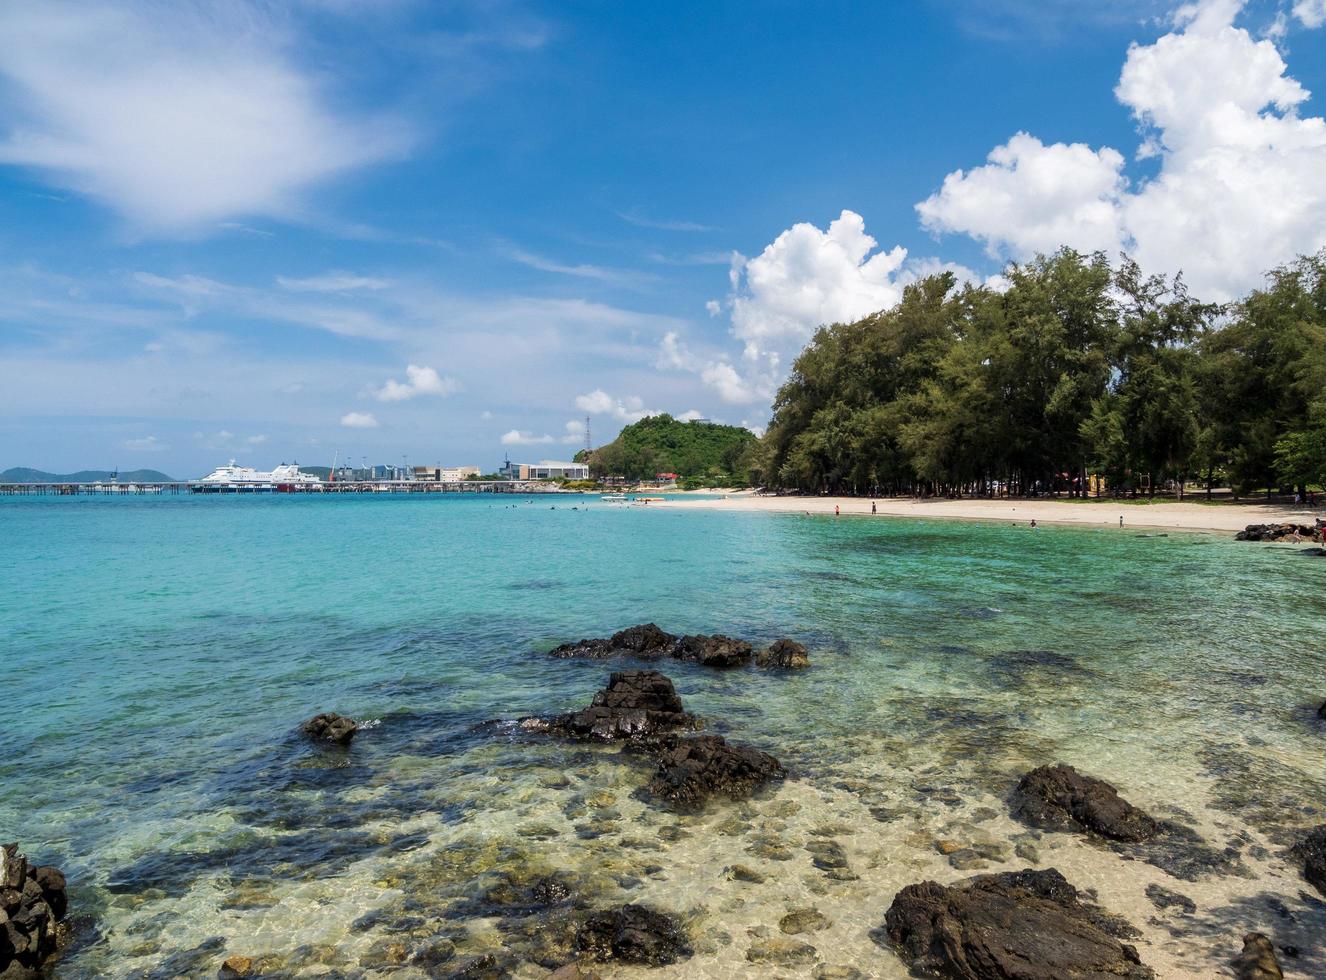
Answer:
[[654, 490, 1322, 533]]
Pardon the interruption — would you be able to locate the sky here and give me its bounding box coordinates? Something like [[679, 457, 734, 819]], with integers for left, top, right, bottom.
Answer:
[[0, 0, 1324, 478]]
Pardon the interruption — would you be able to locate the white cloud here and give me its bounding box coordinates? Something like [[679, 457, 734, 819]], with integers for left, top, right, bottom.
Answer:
[[1295, 0, 1326, 28], [194, 429, 268, 450], [480, 410, 494, 420], [276, 273, 390, 292], [574, 389, 654, 422], [677, 409, 705, 422], [617, 210, 715, 232], [500, 429, 555, 445], [560, 419, 587, 444], [916, 134, 1128, 259], [123, 435, 166, 452], [340, 412, 379, 428], [372, 364, 460, 402], [655, 330, 770, 405], [915, 0, 1326, 300], [729, 210, 908, 359], [0, 2, 408, 234]]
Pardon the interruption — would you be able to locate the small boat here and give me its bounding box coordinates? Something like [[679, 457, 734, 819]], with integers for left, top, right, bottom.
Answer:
[[600, 493, 629, 504]]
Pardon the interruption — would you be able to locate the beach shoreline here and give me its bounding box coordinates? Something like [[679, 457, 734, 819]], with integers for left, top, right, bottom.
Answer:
[[655, 490, 1322, 533]]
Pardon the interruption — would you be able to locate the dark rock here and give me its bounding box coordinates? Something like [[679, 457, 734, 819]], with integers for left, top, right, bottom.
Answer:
[[674, 634, 753, 668], [647, 735, 785, 810], [445, 952, 509, 978], [550, 624, 678, 660], [1144, 883, 1195, 914], [756, 638, 810, 669], [300, 712, 358, 746], [882, 868, 1153, 980], [1318, 700, 1326, 721], [543, 670, 696, 741], [1235, 523, 1318, 543], [219, 954, 255, 978], [0, 846, 67, 980], [1293, 824, 1326, 896], [1232, 932, 1283, 979], [1010, 764, 1161, 842], [29, 868, 65, 922], [576, 905, 692, 966]]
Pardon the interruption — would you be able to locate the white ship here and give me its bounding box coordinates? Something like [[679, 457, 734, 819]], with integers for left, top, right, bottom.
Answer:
[[194, 460, 322, 491]]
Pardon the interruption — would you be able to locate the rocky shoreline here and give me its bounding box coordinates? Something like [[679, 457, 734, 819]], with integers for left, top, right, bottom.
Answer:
[[32, 621, 1326, 978]]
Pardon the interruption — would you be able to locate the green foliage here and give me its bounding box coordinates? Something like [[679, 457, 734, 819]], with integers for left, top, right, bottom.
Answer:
[[1, 467, 179, 483], [587, 414, 757, 484], [762, 247, 1326, 496]]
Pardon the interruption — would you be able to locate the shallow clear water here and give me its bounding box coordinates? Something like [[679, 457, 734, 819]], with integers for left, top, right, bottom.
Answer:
[[3, 494, 1325, 978]]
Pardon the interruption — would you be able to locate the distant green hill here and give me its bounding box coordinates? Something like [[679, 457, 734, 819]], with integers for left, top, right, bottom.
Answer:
[[581, 414, 757, 485], [1, 467, 179, 484]]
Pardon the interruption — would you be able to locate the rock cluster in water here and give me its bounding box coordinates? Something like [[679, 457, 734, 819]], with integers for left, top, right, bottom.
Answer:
[[1011, 764, 1160, 842], [300, 712, 358, 746], [575, 904, 692, 966], [647, 734, 786, 811], [549, 623, 809, 669], [528, 670, 697, 741], [520, 670, 786, 811], [1235, 522, 1322, 542], [1, 844, 69, 980], [882, 868, 1154, 979]]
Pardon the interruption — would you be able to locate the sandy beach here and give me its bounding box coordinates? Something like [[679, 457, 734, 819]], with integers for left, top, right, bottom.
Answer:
[[656, 490, 1322, 533]]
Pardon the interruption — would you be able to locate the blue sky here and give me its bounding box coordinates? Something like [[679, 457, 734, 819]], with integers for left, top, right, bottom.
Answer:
[[1, 0, 1323, 477]]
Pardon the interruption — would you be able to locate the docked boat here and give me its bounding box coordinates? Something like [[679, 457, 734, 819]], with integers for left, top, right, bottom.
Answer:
[[193, 460, 322, 492]]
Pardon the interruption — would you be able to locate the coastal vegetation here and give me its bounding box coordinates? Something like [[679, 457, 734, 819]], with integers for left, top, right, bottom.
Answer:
[[755, 249, 1326, 498], [0, 467, 177, 484], [580, 413, 757, 487]]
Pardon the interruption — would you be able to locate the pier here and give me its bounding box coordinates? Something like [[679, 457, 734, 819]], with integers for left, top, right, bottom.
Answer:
[[0, 480, 566, 496]]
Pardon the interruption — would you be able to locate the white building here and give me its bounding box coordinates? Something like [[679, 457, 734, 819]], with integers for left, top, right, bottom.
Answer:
[[500, 460, 590, 481], [414, 465, 481, 482]]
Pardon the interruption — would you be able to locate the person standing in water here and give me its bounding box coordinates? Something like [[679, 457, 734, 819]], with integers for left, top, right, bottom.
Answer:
[[835, 504, 840, 516]]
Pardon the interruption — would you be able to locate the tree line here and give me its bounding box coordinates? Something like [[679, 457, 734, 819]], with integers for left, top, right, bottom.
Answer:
[[754, 248, 1326, 498]]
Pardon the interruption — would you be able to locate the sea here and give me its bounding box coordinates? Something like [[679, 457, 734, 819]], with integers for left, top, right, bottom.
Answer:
[[3, 493, 1325, 978]]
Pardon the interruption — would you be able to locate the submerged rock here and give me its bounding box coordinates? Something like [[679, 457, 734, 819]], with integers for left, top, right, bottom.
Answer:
[[300, 712, 358, 746], [0, 844, 70, 980], [674, 634, 754, 668], [1010, 764, 1160, 842], [219, 954, 255, 978], [1318, 700, 1326, 720], [882, 868, 1153, 979], [647, 735, 785, 810], [540, 670, 697, 741], [1145, 883, 1196, 914], [747, 936, 818, 964], [756, 638, 810, 669], [1293, 824, 1326, 896], [576, 905, 692, 966], [550, 624, 678, 659], [780, 908, 831, 934], [1232, 933, 1283, 979]]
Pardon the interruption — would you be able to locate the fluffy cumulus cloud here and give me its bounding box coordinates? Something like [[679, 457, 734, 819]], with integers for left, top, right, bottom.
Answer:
[[574, 389, 654, 422], [340, 412, 379, 429], [500, 429, 555, 446], [372, 364, 459, 402], [1296, 0, 1326, 27], [915, 0, 1326, 299], [0, 2, 407, 233], [729, 210, 907, 360]]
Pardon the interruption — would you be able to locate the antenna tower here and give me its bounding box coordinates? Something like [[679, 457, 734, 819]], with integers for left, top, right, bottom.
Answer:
[[584, 415, 592, 454]]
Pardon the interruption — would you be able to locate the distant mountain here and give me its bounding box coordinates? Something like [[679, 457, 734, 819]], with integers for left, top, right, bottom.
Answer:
[[581, 414, 757, 485], [1, 467, 178, 484]]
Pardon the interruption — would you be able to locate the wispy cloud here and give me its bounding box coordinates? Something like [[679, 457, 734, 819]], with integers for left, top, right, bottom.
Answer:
[[277, 272, 391, 292], [505, 247, 658, 286], [500, 429, 555, 445], [123, 435, 167, 452], [617, 209, 716, 233], [0, 1, 410, 235], [340, 411, 379, 428]]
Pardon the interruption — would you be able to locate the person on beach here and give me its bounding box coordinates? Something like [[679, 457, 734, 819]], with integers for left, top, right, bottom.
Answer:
[[871, 501, 877, 514], [1119, 516, 1124, 527]]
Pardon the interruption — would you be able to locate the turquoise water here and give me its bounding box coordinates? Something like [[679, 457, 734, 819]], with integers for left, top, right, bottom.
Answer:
[[3, 494, 1325, 978]]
